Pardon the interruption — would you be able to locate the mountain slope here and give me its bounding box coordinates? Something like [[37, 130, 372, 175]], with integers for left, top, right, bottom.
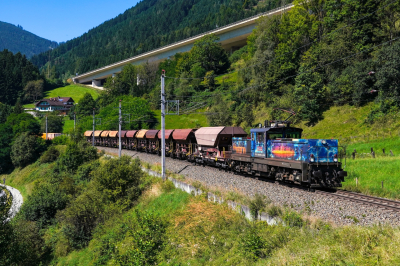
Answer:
[[0, 21, 58, 58], [30, 0, 283, 77]]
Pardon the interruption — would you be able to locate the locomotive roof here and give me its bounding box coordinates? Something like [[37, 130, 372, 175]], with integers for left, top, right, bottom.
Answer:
[[195, 127, 247, 146], [158, 129, 174, 139], [250, 126, 303, 133], [146, 130, 159, 139]]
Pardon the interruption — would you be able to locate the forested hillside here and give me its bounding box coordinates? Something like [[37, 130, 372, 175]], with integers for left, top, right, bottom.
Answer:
[[0, 50, 43, 105], [0, 21, 58, 58], [30, 0, 284, 78]]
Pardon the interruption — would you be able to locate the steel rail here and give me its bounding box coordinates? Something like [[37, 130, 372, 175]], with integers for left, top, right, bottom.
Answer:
[[315, 190, 400, 212]]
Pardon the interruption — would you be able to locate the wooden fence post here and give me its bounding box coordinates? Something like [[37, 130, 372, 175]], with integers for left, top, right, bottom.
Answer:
[[390, 150, 394, 156], [383, 148, 386, 156], [356, 177, 358, 187], [381, 181, 384, 189], [371, 147, 375, 158], [352, 149, 356, 159]]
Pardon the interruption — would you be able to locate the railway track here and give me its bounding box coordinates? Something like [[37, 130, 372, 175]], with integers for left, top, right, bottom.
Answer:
[[316, 189, 400, 212]]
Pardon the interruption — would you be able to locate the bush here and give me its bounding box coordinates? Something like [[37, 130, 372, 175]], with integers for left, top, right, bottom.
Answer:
[[74, 160, 100, 183], [39, 146, 60, 164], [249, 194, 268, 220], [161, 180, 175, 192], [21, 183, 68, 228], [11, 132, 47, 167], [92, 155, 143, 204], [282, 211, 304, 228], [58, 189, 105, 249], [52, 135, 68, 145], [267, 205, 283, 218], [241, 226, 266, 260], [57, 141, 98, 173]]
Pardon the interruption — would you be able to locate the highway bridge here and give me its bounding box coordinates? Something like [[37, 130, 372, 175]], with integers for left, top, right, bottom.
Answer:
[[73, 4, 293, 87]]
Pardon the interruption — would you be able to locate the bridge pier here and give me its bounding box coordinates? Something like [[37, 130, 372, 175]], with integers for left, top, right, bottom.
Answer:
[[92, 79, 102, 87]]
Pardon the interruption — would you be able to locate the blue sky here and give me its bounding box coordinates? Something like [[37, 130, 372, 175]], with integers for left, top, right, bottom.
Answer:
[[0, 0, 141, 43]]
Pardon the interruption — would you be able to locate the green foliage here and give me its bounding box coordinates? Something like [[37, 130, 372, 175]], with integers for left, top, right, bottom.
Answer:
[[52, 135, 69, 145], [161, 179, 175, 192], [78, 96, 156, 131], [0, 124, 14, 172], [22, 183, 68, 228], [57, 141, 98, 173], [240, 226, 266, 260], [70, 92, 96, 119], [249, 193, 268, 220], [0, 49, 42, 105], [39, 146, 60, 164], [6, 113, 41, 136], [74, 160, 100, 183], [23, 79, 44, 102], [282, 210, 304, 228], [41, 114, 65, 133], [11, 132, 47, 167], [92, 156, 143, 204], [190, 34, 230, 74]]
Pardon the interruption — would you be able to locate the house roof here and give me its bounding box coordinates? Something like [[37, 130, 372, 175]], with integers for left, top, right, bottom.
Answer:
[[35, 96, 74, 107]]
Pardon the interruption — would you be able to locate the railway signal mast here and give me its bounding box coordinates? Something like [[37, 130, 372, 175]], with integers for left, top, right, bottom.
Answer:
[[161, 70, 166, 181], [119, 100, 122, 158]]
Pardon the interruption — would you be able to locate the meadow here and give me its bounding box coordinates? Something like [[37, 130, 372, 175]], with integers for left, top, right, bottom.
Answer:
[[23, 84, 100, 108]]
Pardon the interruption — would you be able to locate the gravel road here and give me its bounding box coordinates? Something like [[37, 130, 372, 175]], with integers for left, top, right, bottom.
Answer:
[[100, 147, 400, 226], [0, 184, 23, 222]]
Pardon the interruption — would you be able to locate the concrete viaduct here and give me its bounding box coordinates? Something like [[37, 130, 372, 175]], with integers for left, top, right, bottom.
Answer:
[[73, 4, 293, 87]]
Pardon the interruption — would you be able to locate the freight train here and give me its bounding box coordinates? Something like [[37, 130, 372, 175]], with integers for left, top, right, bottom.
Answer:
[[84, 121, 347, 189]]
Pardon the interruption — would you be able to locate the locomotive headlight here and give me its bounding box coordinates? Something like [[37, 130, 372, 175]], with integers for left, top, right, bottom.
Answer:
[[333, 154, 338, 162], [322, 140, 327, 145], [310, 154, 315, 162]]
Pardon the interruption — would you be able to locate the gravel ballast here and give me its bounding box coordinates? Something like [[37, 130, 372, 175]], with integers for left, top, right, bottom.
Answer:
[[101, 147, 400, 226]]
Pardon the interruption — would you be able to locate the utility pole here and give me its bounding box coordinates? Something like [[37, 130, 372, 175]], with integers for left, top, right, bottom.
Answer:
[[45, 115, 48, 140], [119, 100, 122, 158], [161, 70, 166, 181], [92, 108, 95, 147], [74, 112, 76, 130]]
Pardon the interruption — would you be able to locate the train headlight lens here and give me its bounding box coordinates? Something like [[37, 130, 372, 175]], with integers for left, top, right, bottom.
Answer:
[[334, 154, 338, 162], [310, 154, 314, 162]]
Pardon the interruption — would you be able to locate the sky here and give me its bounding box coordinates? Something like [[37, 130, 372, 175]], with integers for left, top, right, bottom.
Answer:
[[0, 0, 141, 43]]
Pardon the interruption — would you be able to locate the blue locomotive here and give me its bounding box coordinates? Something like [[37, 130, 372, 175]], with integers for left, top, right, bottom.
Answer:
[[230, 121, 347, 189]]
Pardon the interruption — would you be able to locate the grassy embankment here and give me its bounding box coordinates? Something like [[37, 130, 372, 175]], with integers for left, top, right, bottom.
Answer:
[[153, 109, 209, 129], [55, 178, 400, 265]]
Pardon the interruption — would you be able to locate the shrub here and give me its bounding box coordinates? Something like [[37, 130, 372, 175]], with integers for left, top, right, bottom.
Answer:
[[161, 180, 175, 192], [21, 183, 68, 228], [57, 141, 98, 173], [241, 226, 266, 260], [11, 132, 47, 167], [39, 146, 60, 164], [52, 135, 68, 145], [282, 211, 304, 228], [74, 160, 101, 183], [58, 189, 105, 249], [92, 155, 143, 204], [249, 194, 268, 220], [267, 205, 283, 218]]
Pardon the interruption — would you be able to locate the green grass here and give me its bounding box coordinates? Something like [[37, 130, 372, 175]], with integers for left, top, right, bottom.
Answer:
[[153, 110, 209, 129], [63, 118, 74, 133], [342, 156, 400, 200], [299, 103, 400, 144], [23, 84, 101, 108]]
